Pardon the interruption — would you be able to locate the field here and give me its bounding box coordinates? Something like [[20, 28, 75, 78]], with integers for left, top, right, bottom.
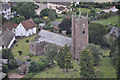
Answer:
[[34, 49, 116, 78], [12, 35, 45, 61], [95, 15, 119, 27]]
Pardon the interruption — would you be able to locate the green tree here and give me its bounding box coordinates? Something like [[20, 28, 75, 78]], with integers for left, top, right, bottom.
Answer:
[[85, 44, 101, 65], [16, 2, 36, 19], [57, 45, 73, 72], [2, 49, 14, 59], [79, 49, 95, 78], [40, 8, 57, 21], [38, 60, 45, 71], [29, 61, 39, 72], [8, 59, 18, 69], [89, 23, 108, 47], [59, 17, 71, 34], [2, 63, 9, 73], [45, 44, 59, 63]]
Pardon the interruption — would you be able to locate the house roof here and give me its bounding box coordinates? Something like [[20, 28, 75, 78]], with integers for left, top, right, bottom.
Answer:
[[0, 30, 15, 47], [21, 19, 37, 30], [56, 6, 65, 11], [49, 2, 71, 6], [102, 6, 114, 10], [2, 3, 11, 11], [51, 21, 62, 27], [38, 30, 71, 46], [2, 22, 18, 30]]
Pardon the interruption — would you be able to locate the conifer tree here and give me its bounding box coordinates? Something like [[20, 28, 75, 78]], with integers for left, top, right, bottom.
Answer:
[[57, 45, 73, 72], [79, 49, 95, 78]]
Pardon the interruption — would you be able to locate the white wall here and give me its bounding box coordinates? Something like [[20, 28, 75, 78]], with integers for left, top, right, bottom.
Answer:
[[15, 23, 26, 36], [8, 36, 15, 48], [15, 23, 36, 37], [25, 27, 36, 37]]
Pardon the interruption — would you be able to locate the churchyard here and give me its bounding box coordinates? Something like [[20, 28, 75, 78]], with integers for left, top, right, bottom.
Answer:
[[1, 2, 119, 79]]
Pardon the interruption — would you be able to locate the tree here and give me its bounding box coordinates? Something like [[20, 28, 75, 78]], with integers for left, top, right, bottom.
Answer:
[[40, 8, 57, 21], [89, 23, 108, 47], [59, 17, 71, 34], [8, 59, 18, 69], [45, 44, 59, 63], [79, 49, 95, 78], [29, 61, 39, 72], [57, 45, 73, 72], [16, 2, 36, 19], [85, 44, 101, 66], [2, 63, 9, 73], [38, 60, 45, 71], [7, 16, 25, 24], [2, 49, 14, 59]]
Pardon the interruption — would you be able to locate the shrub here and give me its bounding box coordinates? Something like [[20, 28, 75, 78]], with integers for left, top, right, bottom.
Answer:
[[27, 58, 31, 62], [25, 39, 29, 43], [18, 51, 22, 55]]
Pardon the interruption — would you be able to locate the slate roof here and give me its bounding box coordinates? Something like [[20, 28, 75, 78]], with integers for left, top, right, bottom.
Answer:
[[51, 21, 62, 27], [38, 30, 71, 46], [2, 3, 11, 11], [21, 19, 37, 30], [56, 6, 65, 11], [0, 30, 15, 47], [2, 22, 18, 30]]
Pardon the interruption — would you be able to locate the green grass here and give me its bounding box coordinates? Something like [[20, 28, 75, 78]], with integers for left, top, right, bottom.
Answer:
[[95, 15, 119, 27], [34, 61, 80, 78], [95, 49, 116, 78], [12, 35, 45, 61], [34, 49, 116, 78]]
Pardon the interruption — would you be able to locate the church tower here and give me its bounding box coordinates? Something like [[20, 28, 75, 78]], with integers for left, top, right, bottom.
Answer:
[[71, 15, 88, 60]]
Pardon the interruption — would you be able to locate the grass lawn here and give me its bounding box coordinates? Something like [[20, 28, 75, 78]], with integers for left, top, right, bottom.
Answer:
[[12, 35, 45, 61], [95, 49, 116, 78], [95, 15, 120, 27], [33, 49, 116, 78]]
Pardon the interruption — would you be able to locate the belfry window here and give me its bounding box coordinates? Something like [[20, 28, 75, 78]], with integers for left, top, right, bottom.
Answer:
[[82, 31, 85, 34]]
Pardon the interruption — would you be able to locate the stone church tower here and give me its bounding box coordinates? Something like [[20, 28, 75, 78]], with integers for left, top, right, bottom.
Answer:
[[71, 15, 88, 60]]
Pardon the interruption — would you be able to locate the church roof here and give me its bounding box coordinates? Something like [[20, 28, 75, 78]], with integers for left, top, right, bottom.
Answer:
[[38, 30, 71, 46]]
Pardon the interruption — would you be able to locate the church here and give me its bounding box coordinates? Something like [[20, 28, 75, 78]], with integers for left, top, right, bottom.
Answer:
[[30, 15, 88, 60]]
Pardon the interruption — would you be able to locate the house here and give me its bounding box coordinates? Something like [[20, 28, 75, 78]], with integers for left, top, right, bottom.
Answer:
[[2, 22, 18, 33], [0, 30, 15, 50], [30, 30, 71, 55], [15, 19, 37, 37], [0, 3, 12, 19], [51, 21, 62, 30], [47, 2, 71, 14], [101, 6, 119, 13]]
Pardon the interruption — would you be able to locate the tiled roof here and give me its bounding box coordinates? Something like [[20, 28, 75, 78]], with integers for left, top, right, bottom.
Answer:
[[38, 30, 71, 46], [21, 19, 37, 30], [2, 22, 18, 30]]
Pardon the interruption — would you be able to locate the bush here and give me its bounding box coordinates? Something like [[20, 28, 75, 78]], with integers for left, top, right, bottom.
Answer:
[[18, 51, 22, 55], [25, 39, 29, 43], [27, 58, 31, 62]]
